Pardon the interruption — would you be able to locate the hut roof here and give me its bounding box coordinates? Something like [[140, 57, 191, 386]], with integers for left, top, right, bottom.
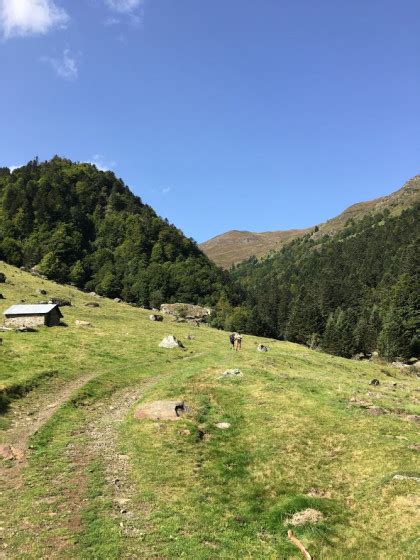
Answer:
[[3, 304, 63, 317]]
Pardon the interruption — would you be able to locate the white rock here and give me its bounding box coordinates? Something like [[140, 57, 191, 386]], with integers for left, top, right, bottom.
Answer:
[[215, 422, 231, 429], [159, 335, 184, 349]]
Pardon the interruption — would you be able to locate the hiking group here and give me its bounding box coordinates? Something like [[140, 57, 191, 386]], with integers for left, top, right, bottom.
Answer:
[[229, 332, 242, 351]]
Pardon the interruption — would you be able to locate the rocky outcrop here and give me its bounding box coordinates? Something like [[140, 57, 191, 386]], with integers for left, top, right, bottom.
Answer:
[[160, 303, 211, 322]]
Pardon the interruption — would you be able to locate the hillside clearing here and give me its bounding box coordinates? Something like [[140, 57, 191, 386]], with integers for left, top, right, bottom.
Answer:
[[0, 263, 419, 559]]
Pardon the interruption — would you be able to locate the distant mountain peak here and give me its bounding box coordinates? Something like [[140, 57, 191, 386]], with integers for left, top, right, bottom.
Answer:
[[200, 175, 420, 268]]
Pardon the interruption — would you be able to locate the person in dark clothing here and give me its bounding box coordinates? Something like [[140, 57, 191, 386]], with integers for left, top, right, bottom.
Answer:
[[229, 333, 235, 349]]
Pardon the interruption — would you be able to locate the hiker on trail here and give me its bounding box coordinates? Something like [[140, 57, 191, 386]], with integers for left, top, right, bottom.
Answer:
[[234, 332, 242, 351], [229, 333, 235, 349]]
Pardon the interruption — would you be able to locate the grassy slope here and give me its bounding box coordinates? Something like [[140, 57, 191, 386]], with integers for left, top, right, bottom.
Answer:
[[0, 262, 419, 559]]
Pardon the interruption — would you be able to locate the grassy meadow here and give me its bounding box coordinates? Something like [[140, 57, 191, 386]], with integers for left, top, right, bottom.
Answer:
[[0, 262, 419, 559]]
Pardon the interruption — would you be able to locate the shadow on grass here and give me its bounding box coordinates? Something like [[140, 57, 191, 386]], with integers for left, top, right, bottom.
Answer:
[[0, 369, 59, 414]]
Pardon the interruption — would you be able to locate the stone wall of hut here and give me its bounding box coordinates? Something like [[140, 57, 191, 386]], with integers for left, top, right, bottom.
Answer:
[[5, 315, 46, 328]]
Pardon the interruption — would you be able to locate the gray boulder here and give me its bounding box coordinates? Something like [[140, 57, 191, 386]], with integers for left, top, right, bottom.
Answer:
[[135, 400, 188, 421], [159, 335, 184, 349], [49, 298, 71, 307], [392, 361, 410, 369], [36, 288, 47, 295], [0, 272, 6, 283], [257, 344, 268, 352], [149, 314, 163, 322]]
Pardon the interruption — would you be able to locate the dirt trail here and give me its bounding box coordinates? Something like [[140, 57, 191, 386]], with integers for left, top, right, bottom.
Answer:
[[80, 375, 167, 549], [1, 373, 166, 559], [0, 373, 96, 475]]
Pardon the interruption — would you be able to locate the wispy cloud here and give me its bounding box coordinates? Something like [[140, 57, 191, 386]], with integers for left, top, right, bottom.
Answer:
[[0, 0, 69, 39], [104, 0, 143, 26], [161, 187, 171, 194], [105, 0, 142, 14], [86, 154, 116, 171], [41, 48, 78, 80]]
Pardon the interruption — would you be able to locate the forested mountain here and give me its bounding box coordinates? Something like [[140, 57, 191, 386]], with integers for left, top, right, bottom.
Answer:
[[0, 157, 231, 308], [200, 176, 420, 268], [1, 157, 418, 361], [213, 199, 420, 360]]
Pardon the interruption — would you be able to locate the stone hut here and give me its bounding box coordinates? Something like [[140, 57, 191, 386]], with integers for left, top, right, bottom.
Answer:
[[3, 304, 63, 328]]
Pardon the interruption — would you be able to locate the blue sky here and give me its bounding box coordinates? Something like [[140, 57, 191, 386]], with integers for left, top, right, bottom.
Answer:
[[1, 0, 419, 242]]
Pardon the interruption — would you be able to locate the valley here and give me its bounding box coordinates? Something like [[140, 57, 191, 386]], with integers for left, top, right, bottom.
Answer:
[[1, 263, 419, 559]]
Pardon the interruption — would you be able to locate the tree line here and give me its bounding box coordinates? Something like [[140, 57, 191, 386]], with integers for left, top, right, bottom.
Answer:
[[1, 157, 418, 360], [0, 157, 232, 309], [212, 204, 420, 360]]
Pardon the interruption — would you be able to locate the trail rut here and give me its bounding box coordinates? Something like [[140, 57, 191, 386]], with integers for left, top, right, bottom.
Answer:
[[0, 373, 96, 477]]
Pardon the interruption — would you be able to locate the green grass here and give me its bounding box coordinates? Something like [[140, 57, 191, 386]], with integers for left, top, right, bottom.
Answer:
[[0, 261, 419, 559]]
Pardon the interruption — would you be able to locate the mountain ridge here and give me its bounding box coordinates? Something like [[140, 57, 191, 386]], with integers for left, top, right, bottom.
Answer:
[[200, 175, 420, 268]]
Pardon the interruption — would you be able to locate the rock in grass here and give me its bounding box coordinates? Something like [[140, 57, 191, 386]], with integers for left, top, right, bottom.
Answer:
[[0, 293, 4, 299], [0, 272, 6, 283], [392, 361, 410, 369], [49, 298, 71, 307], [215, 422, 231, 429], [75, 320, 92, 327], [369, 379, 380, 386], [0, 444, 14, 460], [135, 400, 188, 421], [159, 335, 184, 349], [85, 302, 100, 308], [393, 474, 420, 482], [285, 508, 324, 526], [0, 444, 24, 461], [36, 288, 47, 295], [220, 368, 242, 378], [257, 344, 268, 352], [366, 406, 386, 416], [149, 314, 163, 321]]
